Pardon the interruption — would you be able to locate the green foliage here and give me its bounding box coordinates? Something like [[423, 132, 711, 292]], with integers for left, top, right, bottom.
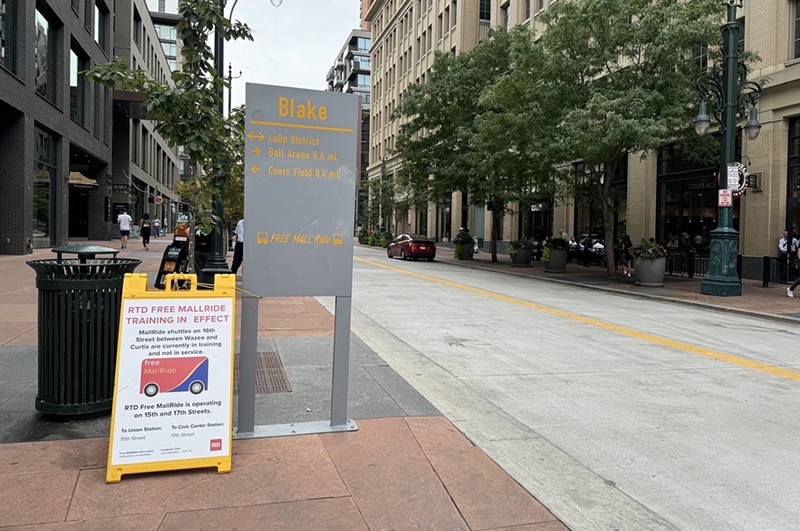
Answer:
[[630, 239, 667, 259], [541, 247, 551, 264], [509, 239, 537, 257], [452, 229, 475, 245], [532, 0, 722, 276], [85, 0, 252, 238], [545, 237, 570, 251]]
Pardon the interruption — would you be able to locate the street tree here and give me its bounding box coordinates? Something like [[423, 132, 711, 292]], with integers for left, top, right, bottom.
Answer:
[[393, 29, 520, 262], [86, 0, 251, 266], [535, 0, 721, 276]]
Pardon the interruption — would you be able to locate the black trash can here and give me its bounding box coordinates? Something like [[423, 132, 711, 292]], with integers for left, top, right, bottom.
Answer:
[[26, 258, 141, 416]]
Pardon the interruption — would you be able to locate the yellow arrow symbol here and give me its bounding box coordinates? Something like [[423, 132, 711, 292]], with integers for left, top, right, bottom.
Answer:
[[250, 165, 261, 174], [250, 147, 262, 156], [247, 131, 264, 141]]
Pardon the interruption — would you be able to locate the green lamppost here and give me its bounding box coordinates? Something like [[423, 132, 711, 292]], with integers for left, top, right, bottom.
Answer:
[[202, 0, 282, 285], [694, 0, 762, 297]]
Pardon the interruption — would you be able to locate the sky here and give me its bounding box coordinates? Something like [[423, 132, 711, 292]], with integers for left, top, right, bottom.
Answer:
[[224, 0, 362, 110]]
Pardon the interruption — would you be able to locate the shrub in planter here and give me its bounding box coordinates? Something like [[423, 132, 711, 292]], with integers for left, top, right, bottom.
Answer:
[[630, 239, 668, 286], [629, 238, 668, 260], [509, 239, 537, 257], [379, 232, 393, 248], [368, 233, 378, 246], [543, 237, 569, 272], [453, 228, 475, 259]]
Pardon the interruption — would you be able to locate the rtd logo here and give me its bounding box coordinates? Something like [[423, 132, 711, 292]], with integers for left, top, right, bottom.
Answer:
[[210, 439, 223, 452]]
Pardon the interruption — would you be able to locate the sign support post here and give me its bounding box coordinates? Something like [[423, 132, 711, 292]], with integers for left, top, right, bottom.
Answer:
[[235, 83, 360, 439]]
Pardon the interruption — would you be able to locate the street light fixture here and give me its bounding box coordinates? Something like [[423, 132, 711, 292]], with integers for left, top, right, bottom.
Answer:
[[201, 0, 283, 285], [693, 0, 762, 297]]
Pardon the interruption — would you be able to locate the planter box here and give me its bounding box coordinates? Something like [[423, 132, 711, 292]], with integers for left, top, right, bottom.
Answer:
[[454, 245, 474, 260], [634, 256, 666, 287], [511, 249, 533, 267], [544, 249, 568, 272]]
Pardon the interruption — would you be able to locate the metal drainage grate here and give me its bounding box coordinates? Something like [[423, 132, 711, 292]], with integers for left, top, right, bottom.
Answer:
[[234, 351, 292, 394]]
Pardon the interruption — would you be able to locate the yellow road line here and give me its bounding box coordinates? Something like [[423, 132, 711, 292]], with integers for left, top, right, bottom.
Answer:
[[249, 120, 354, 133], [356, 256, 800, 382]]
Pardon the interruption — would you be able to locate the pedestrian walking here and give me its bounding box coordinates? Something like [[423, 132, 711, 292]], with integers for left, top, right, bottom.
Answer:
[[788, 243, 800, 297], [153, 217, 161, 239], [231, 218, 244, 274], [619, 235, 633, 277], [139, 213, 152, 251], [117, 209, 132, 250], [779, 230, 791, 282]]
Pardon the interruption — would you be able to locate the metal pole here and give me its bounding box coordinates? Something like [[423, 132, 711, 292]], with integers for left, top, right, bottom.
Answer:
[[701, 1, 742, 296], [201, 0, 233, 285]]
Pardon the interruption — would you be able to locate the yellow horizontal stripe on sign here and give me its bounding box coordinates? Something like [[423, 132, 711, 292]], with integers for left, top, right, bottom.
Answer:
[[356, 256, 800, 383], [249, 120, 354, 133]]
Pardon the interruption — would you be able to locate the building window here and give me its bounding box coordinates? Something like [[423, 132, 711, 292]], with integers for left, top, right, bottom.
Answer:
[[70, 48, 86, 124], [693, 43, 708, 70], [524, 0, 530, 20], [71, 0, 79, 13], [479, 0, 490, 20], [737, 17, 745, 54], [794, 0, 800, 59], [501, 4, 509, 29], [133, 7, 142, 48], [94, 2, 107, 51], [35, 9, 56, 102], [33, 128, 56, 249], [0, 0, 16, 73], [537, 0, 544, 12]]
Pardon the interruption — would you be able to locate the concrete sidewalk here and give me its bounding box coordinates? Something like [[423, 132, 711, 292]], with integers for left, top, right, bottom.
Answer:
[[3, 239, 795, 529], [431, 246, 800, 324], [0, 239, 566, 530]]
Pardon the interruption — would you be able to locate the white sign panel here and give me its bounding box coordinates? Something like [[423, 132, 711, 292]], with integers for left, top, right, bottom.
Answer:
[[718, 189, 733, 207], [727, 164, 740, 190], [109, 298, 234, 469]]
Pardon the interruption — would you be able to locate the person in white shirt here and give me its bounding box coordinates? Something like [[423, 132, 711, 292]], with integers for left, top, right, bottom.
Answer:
[[117, 210, 133, 249], [231, 218, 244, 274]]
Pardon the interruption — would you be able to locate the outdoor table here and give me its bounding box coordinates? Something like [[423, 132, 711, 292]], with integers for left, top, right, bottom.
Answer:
[[52, 244, 119, 264]]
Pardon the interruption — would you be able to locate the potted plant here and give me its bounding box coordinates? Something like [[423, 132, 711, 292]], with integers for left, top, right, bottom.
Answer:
[[453, 228, 475, 260], [630, 239, 668, 286], [509, 239, 536, 267], [544, 237, 569, 272]]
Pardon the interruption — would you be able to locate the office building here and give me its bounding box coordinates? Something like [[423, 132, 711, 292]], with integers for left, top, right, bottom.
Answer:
[[0, 0, 115, 253], [327, 29, 372, 232], [112, 0, 180, 234], [365, 0, 800, 275]]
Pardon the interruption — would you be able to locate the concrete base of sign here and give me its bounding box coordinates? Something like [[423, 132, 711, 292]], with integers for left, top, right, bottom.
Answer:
[[234, 419, 358, 439]]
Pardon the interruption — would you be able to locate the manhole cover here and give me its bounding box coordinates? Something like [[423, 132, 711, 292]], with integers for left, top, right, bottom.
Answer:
[[234, 351, 292, 394]]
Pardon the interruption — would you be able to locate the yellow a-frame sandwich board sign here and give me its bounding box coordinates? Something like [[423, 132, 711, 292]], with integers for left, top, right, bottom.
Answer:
[[106, 273, 236, 483]]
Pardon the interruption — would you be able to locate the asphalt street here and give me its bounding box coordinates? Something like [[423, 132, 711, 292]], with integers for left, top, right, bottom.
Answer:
[[339, 245, 800, 531]]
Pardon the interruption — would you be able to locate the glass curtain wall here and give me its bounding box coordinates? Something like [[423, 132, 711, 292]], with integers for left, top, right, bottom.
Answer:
[[0, 0, 16, 73], [788, 118, 800, 234], [33, 129, 56, 248], [70, 48, 85, 124], [35, 8, 56, 102], [655, 141, 736, 252]]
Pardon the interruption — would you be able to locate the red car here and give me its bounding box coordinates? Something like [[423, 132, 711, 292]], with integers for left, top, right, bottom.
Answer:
[[387, 234, 436, 261]]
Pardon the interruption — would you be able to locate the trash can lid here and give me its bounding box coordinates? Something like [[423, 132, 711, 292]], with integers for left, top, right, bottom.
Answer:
[[52, 244, 119, 255]]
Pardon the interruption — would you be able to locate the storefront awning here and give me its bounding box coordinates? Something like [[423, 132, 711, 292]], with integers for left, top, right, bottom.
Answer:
[[68, 172, 98, 187]]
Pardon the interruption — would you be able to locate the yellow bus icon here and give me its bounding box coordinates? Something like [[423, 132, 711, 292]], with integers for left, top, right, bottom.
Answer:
[[332, 233, 344, 246], [256, 232, 269, 244]]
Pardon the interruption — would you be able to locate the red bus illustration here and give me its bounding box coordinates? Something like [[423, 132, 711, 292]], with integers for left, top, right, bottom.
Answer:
[[140, 356, 209, 397]]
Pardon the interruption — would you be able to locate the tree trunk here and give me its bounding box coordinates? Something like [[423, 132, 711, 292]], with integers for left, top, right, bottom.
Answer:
[[491, 201, 501, 263], [599, 160, 618, 280]]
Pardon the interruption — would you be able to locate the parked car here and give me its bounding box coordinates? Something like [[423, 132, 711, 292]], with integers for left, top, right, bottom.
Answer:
[[387, 234, 436, 261]]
